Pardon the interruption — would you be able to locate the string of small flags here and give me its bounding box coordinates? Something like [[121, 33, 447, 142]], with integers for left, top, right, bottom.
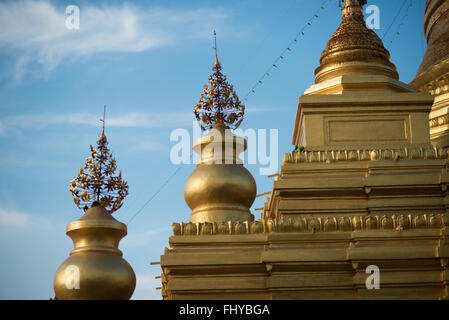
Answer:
[[242, 0, 330, 103], [381, 0, 408, 40], [386, 0, 413, 50]]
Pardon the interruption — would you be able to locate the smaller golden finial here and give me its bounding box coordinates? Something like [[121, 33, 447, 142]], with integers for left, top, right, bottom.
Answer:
[[69, 107, 129, 214], [193, 31, 245, 131]]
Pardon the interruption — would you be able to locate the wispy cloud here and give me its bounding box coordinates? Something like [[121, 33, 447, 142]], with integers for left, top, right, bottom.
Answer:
[[0, 110, 193, 132], [0, 207, 50, 228], [0, 1, 235, 81], [0, 209, 29, 227], [0, 121, 6, 134]]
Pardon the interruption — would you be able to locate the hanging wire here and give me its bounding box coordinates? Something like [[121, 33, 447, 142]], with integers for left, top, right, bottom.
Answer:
[[125, 129, 200, 225], [242, 0, 329, 103], [127, 165, 183, 224], [386, 0, 413, 50], [381, 0, 408, 40]]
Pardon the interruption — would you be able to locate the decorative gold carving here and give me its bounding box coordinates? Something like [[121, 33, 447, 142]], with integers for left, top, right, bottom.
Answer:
[[324, 217, 337, 232], [365, 216, 377, 230], [193, 47, 245, 131], [201, 222, 213, 235], [430, 113, 449, 128], [251, 221, 264, 234], [171, 213, 447, 235], [184, 223, 197, 235], [380, 215, 393, 230], [172, 222, 181, 236], [234, 221, 247, 234], [283, 146, 448, 164], [216, 221, 231, 234], [69, 121, 129, 214], [429, 214, 442, 228], [418, 73, 449, 96], [397, 215, 409, 230], [339, 217, 351, 231]]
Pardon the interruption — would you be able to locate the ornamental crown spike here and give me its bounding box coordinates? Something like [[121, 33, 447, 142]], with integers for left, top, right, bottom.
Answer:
[[213, 30, 220, 68], [193, 32, 245, 131], [69, 108, 129, 214]]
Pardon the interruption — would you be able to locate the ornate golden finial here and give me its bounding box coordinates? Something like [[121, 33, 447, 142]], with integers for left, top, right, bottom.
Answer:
[[193, 31, 245, 131], [69, 108, 129, 214]]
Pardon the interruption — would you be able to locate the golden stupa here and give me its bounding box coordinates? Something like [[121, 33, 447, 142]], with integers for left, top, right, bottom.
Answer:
[[410, 0, 449, 148], [185, 48, 256, 224], [54, 118, 136, 300], [158, 0, 449, 300]]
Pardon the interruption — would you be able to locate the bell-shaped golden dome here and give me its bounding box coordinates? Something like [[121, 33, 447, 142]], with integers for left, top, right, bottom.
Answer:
[[314, 0, 399, 83], [184, 122, 256, 223], [54, 203, 136, 299]]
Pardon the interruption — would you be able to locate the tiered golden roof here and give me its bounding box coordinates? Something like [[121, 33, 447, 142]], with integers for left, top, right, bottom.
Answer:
[[314, 0, 398, 84], [409, 0, 449, 148], [414, 0, 449, 76]]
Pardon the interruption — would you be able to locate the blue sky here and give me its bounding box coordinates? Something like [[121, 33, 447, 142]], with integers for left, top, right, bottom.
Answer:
[[0, 0, 426, 299]]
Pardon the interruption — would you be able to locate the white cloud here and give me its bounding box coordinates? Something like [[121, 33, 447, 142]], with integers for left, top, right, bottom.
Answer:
[[0, 121, 6, 134], [0, 110, 193, 131], [0, 1, 235, 80], [0, 209, 29, 227], [0, 207, 50, 228]]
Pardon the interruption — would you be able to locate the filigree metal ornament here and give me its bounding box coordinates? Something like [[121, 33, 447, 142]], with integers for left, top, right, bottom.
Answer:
[[69, 124, 129, 214], [193, 53, 245, 131]]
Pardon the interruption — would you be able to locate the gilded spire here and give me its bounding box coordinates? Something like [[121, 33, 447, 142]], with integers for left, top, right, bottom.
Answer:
[[193, 32, 245, 131], [213, 30, 220, 68], [314, 0, 398, 83], [98, 105, 107, 144], [69, 108, 129, 214]]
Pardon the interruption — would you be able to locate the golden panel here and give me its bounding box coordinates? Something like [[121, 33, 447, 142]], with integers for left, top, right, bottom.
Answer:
[[325, 116, 409, 145]]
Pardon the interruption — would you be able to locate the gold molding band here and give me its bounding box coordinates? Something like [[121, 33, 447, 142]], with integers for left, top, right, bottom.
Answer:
[[283, 146, 449, 164], [172, 213, 448, 236]]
